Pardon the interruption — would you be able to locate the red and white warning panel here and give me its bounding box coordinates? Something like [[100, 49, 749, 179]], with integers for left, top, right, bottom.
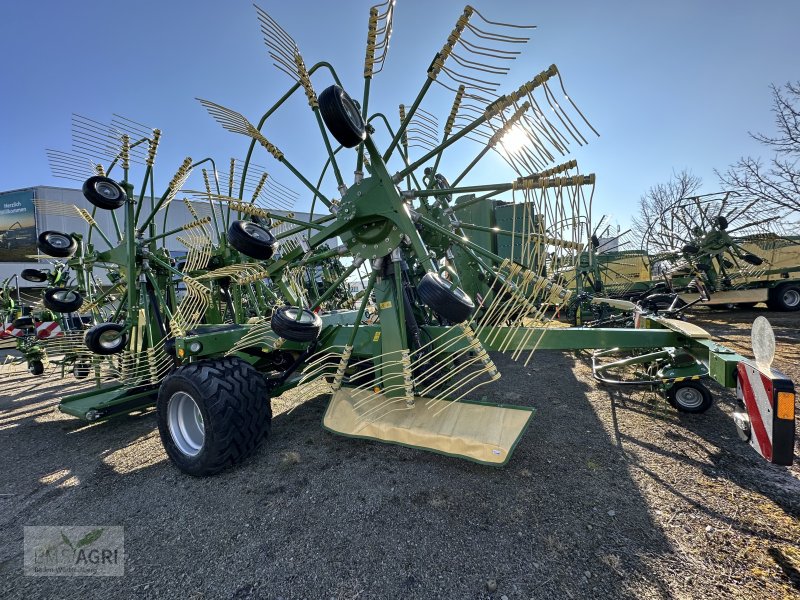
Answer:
[[735, 360, 796, 466]]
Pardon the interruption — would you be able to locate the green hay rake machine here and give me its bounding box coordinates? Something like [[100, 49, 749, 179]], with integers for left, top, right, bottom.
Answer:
[[641, 191, 800, 311], [30, 2, 794, 476], [0, 267, 94, 377]]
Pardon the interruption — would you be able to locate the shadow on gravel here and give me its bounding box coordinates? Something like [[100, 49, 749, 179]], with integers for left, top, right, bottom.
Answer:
[[2, 351, 680, 599]]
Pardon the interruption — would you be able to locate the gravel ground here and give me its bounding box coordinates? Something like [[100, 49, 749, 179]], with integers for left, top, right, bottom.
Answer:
[[0, 308, 798, 599]]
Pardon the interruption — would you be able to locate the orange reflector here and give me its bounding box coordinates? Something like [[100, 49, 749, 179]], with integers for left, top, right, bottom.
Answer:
[[777, 392, 795, 420], [373, 386, 381, 394], [177, 348, 185, 358]]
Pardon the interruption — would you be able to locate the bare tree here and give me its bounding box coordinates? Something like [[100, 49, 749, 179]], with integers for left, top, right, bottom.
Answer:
[[631, 170, 703, 253], [718, 81, 800, 214]]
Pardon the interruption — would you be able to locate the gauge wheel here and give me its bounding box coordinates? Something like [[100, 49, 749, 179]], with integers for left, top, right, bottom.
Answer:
[[73, 362, 92, 379], [28, 360, 44, 376], [270, 306, 322, 342], [666, 381, 713, 413], [82, 175, 128, 210], [21, 269, 48, 283], [37, 231, 77, 258], [84, 323, 127, 355], [228, 220, 279, 260], [417, 272, 475, 323], [318, 85, 367, 148], [43, 288, 83, 313], [12, 316, 34, 331]]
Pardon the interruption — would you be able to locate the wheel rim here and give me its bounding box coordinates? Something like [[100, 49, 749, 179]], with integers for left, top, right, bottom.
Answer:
[[283, 307, 315, 323], [167, 391, 205, 456], [53, 290, 77, 302], [242, 222, 273, 243], [782, 289, 800, 308], [47, 233, 71, 248], [341, 92, 363, 130], [95, 181, 121, 200], [98, 328, 124, 350], [674, 386, 704, 409]]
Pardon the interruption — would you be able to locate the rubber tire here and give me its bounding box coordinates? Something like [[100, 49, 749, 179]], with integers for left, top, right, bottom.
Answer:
[[228, 220, 278, 260], [82, 176, 127, 210], [768, 283, 800, 312], [21, 268, 48, 283], [270, 306, 322, 342], [417, 272, 475, 323], [666, 381, 713, 413], [84, 323, 127, 355], [12, 316, 34, 330], [37, 231, 77, 258], [43, 288, 83, 313], [73, 363, 91, 379], [682, 244, 700, 255], [157, 357, 272, 476], [742, 253, 763, 266], [318, 85, 367, 148], [28, 360, 44, 376]]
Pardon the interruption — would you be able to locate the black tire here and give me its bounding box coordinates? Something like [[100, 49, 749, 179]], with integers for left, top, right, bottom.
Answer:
[[73, 362, 91, 379], [270, 306, 322, 342], [640, 293, 685, 312], [28, 360, 44, 376], [84, 323, 127, 355], [157, 357, 272, 476], [741, 253, 763, 266], [12, 316, 34, 330], [666, 381, 713, 413], [682, 244, 700, 255], [37, 231, 77, 258], [43, 288, 83, 313], [228, 220, 278, 260], [82, 175, 127, 210], [736, 302, 758, 309], [715, 215, 728, 230], [417, 272, 475, 323], [768, 283, 800, 311], [318, 85, 367, 148], [708, 303, 737, 310], [21, 268, 48, 283]]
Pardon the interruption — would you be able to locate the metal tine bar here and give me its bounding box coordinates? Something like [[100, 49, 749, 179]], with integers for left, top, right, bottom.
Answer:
[[448, 51, 510, 76], [111, 113, 153, 136], [256, 12, 297, 58], [407, 133, 439, 146], [70, 130, 117, 158], [457, 36, 522, 58], [72, 114, 139, 155], [413, 108, 439, 127], [516, 117, 561, 164], [470, 6, 536, 29], [465, 22, 531, 44], [268, 54, 301, 80], [523, 108, 568, 153], [542, 82, 587, 146], [407, 121, 438, 136], [527, 97, 572, 152], [262, 30, 296, 68], [256, 5, 298, 54], [554, 70, 600, 138], [441, 64, 500, 89], [265, 177, 301, 198]]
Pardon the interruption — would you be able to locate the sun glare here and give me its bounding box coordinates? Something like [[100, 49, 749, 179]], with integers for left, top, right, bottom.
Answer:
[[499, 124, 529, 155]]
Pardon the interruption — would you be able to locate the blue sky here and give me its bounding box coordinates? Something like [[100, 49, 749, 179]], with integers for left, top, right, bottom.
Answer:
[[1, 0, 798, 228]]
